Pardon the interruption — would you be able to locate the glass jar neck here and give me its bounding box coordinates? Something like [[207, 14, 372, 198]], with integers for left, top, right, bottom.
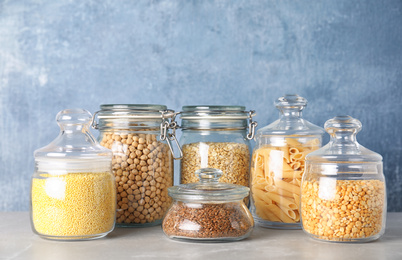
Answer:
[[331, 130, 357, 143], [279, 108, 303, 119], [97, 118, 162, 131], [181, 119, 248, 130], [62, 124, 87, 134]]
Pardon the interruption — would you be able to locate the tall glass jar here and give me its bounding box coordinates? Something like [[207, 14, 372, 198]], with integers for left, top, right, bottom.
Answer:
[[301, 116, 387, 242], [178, 105, 257, 189], [92, 104, 180, 227], [31, 109, 115, 241], [250, 94, 325, 229]]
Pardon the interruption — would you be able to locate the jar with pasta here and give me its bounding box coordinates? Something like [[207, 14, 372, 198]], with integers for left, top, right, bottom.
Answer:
[[301, 116, 386, 242], [178, 106, 257, 193], [250, 94, 325, 229], [92, 104, 181, 227], [31, 109, 115, 240]]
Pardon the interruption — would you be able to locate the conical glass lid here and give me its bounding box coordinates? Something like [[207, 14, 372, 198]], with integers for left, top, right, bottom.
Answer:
[[257, 94, 325, 136], [306, 115, 382, 163], [34, 109, 112, 173]]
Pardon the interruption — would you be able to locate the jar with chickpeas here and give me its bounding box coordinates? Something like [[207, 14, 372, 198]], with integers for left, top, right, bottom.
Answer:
[[301, 115, 387, 242], [178, 106, 257, 192], [92, 104, 181, 227]]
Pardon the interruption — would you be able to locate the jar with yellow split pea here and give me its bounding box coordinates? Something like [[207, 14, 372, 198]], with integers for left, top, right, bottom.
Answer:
[[178, 106, 257, 193], [31, 109, 115, 241], [301, 115, 387, 242], [92, 104, 182, 227]]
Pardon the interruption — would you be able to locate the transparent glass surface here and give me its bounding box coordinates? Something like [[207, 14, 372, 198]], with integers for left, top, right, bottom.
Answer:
[[301, 116, 386, 242], [179, 106, 252, 195], [250, 94, 325, 229], [96, 104, 174, 227], [162, 169, 254, 242], [31, 109, 115, 241]]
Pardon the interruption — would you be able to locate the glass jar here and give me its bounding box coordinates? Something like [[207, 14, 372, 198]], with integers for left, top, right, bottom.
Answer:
[[162, 168, 254, 242], [301, 115, 387, 242], [250, 94, 325, 229], [179, 105, 257, 188], [31, 109, 115, 241], [92, 104, 180, 227]]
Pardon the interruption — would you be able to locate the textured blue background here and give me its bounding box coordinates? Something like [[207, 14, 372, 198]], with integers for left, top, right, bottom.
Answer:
[[0, 0, 401, 211]]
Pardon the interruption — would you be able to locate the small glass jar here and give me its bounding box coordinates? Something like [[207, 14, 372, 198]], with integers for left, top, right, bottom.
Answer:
[[250, 94, 325, 229], [301, 115, 387, 242], [31, 109, 115, 241], [92, 104, 180, 227], [162, 168, 254, 242], [178, 106, 257, 188]]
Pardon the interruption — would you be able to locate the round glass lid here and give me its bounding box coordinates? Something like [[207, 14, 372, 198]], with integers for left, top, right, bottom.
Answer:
[[168, 168, 250, 201]]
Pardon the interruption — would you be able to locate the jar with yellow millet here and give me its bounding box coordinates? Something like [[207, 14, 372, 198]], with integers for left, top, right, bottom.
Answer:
[[301, 115, 387, 243], [31, 109, 116, 241]]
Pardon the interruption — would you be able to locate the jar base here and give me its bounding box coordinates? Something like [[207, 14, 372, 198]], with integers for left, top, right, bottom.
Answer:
[[35, 231, 111, 241], [254, 216, 301, 230], [116, 219, 162, 228], [305, 232, 382, 243], [166, 232, 252, 243]]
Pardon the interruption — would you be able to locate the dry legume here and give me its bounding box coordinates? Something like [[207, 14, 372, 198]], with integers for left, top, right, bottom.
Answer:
[[31, 172, 115, 238], [100, 132, 173, 225], [301, 179, 385, 241]]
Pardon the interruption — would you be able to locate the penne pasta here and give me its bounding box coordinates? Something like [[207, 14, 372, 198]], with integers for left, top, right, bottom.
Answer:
[[293, 193, 300, 209], [285, 138, 302, 147], [265, 192, 297, 210], [252, 188, 273, 205], [265, 185, 294, 198], [250, 137, 321, 225], [266, 204, 295, 223], [289, 147, 300, 155], [275, 179, 301, 194], [278, 204, 297, 220], [290, 161, 301, 170], [277, 147, 290, 163], [253, 183, 267, 191]]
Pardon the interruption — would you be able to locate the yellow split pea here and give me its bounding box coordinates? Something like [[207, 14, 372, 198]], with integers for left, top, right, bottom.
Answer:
[[301, 179, 385, 241], [31, 172, 116, 238]]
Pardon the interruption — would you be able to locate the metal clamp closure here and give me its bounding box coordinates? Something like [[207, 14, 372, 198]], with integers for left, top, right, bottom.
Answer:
[[91, 111, 100, 129], [246, 110, 258, 140], [160, 111, 183, 160]]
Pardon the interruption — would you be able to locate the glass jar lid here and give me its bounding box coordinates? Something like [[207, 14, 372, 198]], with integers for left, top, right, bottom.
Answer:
[[97, 104, 170, 119], [179, 106, 257, 138], [34, 109, 112, 173], [168, 168, 250, 202], [257, 94, 325, 136], [306, 115, 382, 163], [92, 104, 174, 129], [180, 105, 252, 120]]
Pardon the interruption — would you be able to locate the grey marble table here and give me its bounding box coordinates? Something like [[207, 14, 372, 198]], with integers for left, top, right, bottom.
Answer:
[[0, 212, 401, 260]]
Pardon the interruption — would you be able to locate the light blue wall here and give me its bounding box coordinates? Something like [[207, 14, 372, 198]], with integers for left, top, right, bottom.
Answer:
[[1, 0, 401, 211]]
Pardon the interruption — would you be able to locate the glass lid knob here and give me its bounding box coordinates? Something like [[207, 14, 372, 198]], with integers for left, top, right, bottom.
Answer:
[[196, 168, 222, 183], [324, 115, 362, 135], [275, 94, 307, 111], [56, 109, 92, 132]]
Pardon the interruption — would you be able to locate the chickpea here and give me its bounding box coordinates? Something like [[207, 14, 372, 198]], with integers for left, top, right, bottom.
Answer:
[[101, 132, 173, 225]]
